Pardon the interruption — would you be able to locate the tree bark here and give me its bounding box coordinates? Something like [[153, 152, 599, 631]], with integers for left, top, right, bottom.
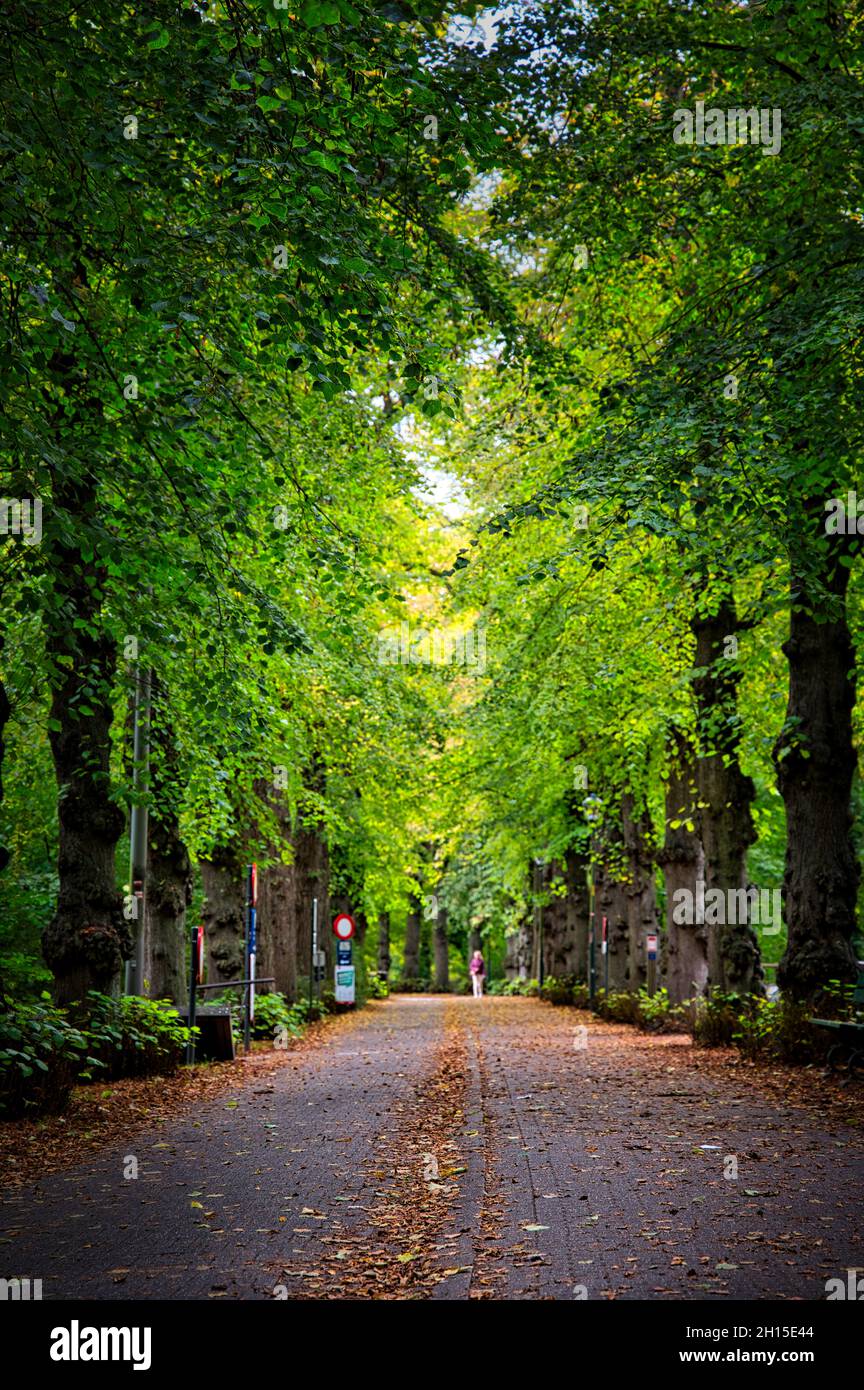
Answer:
[[253, 780, 298, 1001], [293, 819, 330, 988], [565, 846, 591, 982], [402, 889, 422, 981], [377, 911, 391, 978], [433, 902, 449, 991], [541, 860, 571, 978], [145, 685, 192, 1003], [0, 635, 10, 876], [41, 471, 128, 1004], [773, 513, 860, 1000], [622, 795, 657, 992], [658, 730, 708, 1004], [202, 845, 246, 984], [510, 867, 534, 979], [592, 825, 629, 992], [692, 598, 762, 995]]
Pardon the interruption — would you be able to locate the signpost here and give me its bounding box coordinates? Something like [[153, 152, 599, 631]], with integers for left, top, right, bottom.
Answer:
[[602, 915, 609, 994], [186, 924, 204, 1065], [332, 913, 356, 1007], [646, 932, 658, 997], [309, 896, 319, 1011], [124, 665, 151, 996], [243, 864, 257, 1053]]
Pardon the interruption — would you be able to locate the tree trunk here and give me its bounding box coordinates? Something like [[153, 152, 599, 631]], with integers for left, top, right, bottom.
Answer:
[[293, 820, 330, 989], [377, 911, 391, 978], [659, 730, 708, 1004], [541, 860, 571, 978], [145, 686, 192, 1003], [253, 781, 297, 1001], [692, 599, 762, 995], [773, 516, 860, 1000], [259, 856, 297, 1001], [41, 472, 128, 1004], [202, 845, 246, 984], [510, 867, 534, 979], [402, 890, 422, 981], [433, 902, 449, 991], [565, 846, 591, 982], [0, 635, 10, 876], [592, 826, 629, 992], [622, 795, 657, 992]]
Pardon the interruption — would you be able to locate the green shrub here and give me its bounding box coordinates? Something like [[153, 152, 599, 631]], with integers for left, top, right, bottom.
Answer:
[[693, 989, 744, 1046], [290, 994, 329, 1022], [0, 994, 101, 1118], [367, 974, 389, 1000], [541, 975, 577, 1006], [487, 977, 539, 997], [73, 992, 191, 1079], [593, 989, 642, 1025], [250, 991, 303, 1043], [635, 986, 688, 1034], [390, 977, 430, 994]]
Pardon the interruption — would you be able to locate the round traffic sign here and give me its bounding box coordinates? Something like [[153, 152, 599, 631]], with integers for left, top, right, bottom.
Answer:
[[332, 913, 355, 941]]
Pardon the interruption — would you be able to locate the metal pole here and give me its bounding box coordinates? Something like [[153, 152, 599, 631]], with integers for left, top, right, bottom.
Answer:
[[186, 925, 198, 1066], [312, 896, 319, 1004], [309, 896, 316, 1013], [125, 665, 151, 995], [588, 910, 596, 1004], [243, 866, 253, 1055], [603, 916, 609, 994]]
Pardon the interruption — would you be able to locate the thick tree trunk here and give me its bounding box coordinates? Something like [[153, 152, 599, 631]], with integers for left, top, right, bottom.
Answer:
[[433, 903, 449, 991], [254, 781, 298, 1001], [202, 845, 246, 984], [145, 687, 191, 1003], [259, 854, 297, 1001], [377, 911, 391, 978], [659, 731, 708, 1004], [293, 820, 331, 988], [41, 474, 128, 1005], [147, 826, 191, 1002], [773, 519, 859, 1000], [592, 826, 629, 992], [0, 635, 10, 876], [622, 795, 657, 992], [511, 868, 534, 978], [565, 846, 591, 982], [692, 599, 762, 995], [541, 860, 571, 978], [402, 890, 422, 981]]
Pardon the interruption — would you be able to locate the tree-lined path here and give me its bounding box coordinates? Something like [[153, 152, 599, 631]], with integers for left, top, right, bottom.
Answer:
[[4, 997, 862, 1301]]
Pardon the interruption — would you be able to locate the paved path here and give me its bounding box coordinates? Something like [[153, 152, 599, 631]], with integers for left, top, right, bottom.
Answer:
[[2, 995, 862, 1300]]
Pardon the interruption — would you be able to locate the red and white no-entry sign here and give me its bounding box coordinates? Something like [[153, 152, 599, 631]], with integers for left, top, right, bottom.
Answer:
[[332, 913, 355, 941]]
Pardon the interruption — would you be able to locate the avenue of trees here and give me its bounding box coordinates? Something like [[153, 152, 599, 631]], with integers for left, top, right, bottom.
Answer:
[[2, 1, 863, 1040]]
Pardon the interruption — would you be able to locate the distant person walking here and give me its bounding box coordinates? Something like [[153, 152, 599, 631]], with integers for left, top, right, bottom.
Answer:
[[470, 949, 486, 998]]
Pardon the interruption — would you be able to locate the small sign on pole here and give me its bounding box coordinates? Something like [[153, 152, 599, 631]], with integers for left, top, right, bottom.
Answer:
[[646, 932, 659, 998], [335, 964, 356, 1006], [244, 863, 257, 1053], [332, 912, 355, 941]]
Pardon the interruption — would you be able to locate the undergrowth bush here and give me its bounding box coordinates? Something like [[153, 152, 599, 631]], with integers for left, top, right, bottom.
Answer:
[[73, 992, 191, 1079], [488, 977, 539, 997], [0, 994, 97, 1118]]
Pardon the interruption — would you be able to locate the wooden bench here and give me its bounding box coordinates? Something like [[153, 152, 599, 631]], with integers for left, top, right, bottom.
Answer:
[[811, 965, 864, 1079]]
